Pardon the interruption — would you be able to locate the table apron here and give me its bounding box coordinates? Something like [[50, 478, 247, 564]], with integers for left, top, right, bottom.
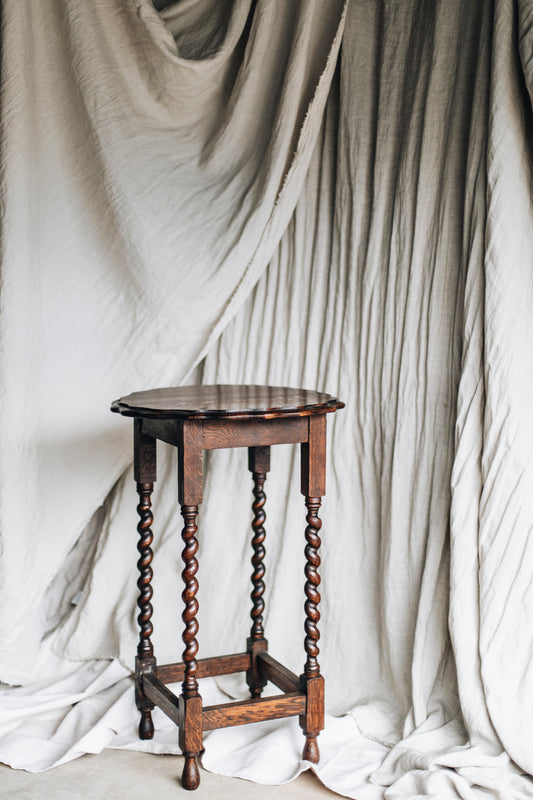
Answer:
[[141, 416, 309, 450]]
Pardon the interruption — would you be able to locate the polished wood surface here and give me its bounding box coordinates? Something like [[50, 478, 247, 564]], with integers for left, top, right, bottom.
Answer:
[[256, 652, 300, 693], [111, 384, 344, 419], [116, 383, 344, 790], [180, 505, 200, 699], [140, 415, 309, 450], [133, 421, 158, 740], [249, 467, 267, 642], [303, 497, 322, 678], [246, 447, 270, 699], [202, 693, 306, 732], [201, 415, 308, 449], [156, 652, 251, 685], [136, 483, 155, 663]]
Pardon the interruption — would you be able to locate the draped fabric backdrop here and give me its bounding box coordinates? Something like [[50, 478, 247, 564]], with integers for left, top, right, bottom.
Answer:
[[1, 1, 533, 798]]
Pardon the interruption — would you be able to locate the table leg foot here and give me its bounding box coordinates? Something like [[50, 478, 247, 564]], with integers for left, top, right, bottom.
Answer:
[[302, 734, 320, 763], [138, 709, 154, 740], [182, 754, 200, 790], [179, 694, 203, 791], [135, 656, 156, 741]]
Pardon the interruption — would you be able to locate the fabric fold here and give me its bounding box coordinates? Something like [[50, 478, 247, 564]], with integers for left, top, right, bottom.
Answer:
[[2, 0, 533, 798], [0, 0, 345, 682]]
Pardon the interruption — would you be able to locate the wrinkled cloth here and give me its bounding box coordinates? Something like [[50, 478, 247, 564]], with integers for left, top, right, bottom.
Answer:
[[0, 0, 345, 678], [1, 1, 533, 799]]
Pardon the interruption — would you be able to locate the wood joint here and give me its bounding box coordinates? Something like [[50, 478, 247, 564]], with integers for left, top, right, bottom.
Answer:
[[143, 673, 180, 726], [257, 652, 299, 693]]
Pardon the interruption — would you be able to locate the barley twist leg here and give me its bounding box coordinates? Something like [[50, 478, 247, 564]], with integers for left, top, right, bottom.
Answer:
[[135, 482, 156, 739], [180, 504, 201, 789], [301, 496, 323, 763]]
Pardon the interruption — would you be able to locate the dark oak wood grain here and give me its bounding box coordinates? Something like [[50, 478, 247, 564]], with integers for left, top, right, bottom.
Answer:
[[180, 505, 200, 699], [257, 652, 300, 693], [111, 384, 344, 420], [143, 673, 180, 726], [246, 463, 269, 698], [299, 674, 325, 763], [139, 416, 309, 450], [135, 654, 156, 741], [302, 497, 322, 678], [300, 414, 326, 497], [134, 419, 157, 482], [178, 421, 203, 506], [134, 468, 156, 739], [245, 446, 271, 698], [135, 483, 155, 662], [141, 418, 178, 447], [300, 495, 325, 764], [246, 637, 268, 700], [201, 416, 308, 449], [179, 694, 203, 790], [202, 693, 306, 732], [112, 383, 344, 790], [249, 469, 267, 642], [156, 652, 251, 684]]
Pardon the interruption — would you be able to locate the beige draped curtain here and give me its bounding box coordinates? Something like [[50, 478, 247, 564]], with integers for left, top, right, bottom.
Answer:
[[1, 2, 533, 798]]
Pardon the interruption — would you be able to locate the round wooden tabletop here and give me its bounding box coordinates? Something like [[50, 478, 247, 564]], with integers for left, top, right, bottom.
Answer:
[[111, 384, 344, 420]]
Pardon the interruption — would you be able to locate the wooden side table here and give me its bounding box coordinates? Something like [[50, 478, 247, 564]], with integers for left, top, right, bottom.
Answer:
[[111, 384, 344, 790]]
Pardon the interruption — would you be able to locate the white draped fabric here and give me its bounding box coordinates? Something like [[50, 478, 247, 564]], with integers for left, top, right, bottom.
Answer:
[[0, 0, 345, 678], [1, 2, 533, 799]]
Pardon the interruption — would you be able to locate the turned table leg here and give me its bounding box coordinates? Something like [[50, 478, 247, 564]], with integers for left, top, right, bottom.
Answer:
[[179, 504, 202, 790], [134, 421, 157, 740], [113, 386, 344, 794], [246, 446, 270, 698], [299, 415, 327, 763], [178, 421, 204, 790], [300, 496, 324, 763]]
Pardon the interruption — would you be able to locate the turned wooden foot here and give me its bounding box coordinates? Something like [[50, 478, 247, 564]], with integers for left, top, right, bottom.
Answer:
[[135, 655, 156, 740], [302, 734, 320, 763], [179, 695, 203, 791], [138, 708, 154, 740], [182, 754, 200, 790]]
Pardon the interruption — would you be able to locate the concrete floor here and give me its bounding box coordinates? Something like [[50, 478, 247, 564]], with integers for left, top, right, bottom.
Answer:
[[0, 749, 343, 799]]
